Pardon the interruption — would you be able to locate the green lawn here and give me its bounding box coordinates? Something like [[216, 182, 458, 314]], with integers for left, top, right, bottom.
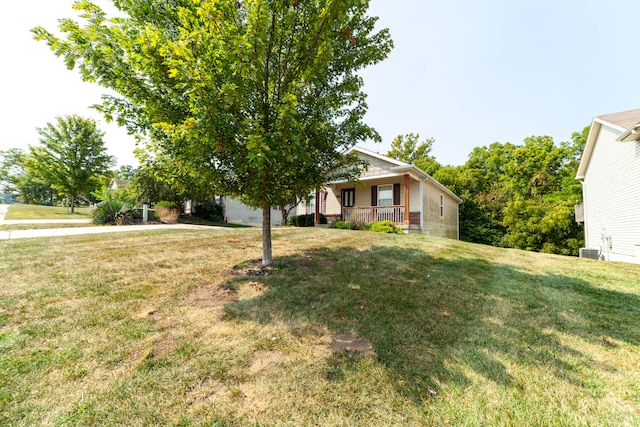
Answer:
[[1, 228, 638, 426], [4, 204, 92, 220]]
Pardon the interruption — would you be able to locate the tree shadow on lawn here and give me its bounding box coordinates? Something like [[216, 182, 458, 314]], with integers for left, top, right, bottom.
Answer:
[[222, 245, 640, 403]]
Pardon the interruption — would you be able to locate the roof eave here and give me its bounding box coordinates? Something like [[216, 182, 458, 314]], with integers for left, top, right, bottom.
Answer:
[[576, 120, 601, 180]]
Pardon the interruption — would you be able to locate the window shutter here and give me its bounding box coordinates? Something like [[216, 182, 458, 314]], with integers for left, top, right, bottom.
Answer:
[[393, 183, 401, 206], [371, 186, 378, 206]]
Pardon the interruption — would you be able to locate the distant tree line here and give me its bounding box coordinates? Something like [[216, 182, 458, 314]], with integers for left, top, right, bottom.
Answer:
[[387, 127, 589, 256]]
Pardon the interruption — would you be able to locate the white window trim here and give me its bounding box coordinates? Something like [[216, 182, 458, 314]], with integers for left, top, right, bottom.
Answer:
[[378, 184, 393, 206], [440, 194, 444, 218]]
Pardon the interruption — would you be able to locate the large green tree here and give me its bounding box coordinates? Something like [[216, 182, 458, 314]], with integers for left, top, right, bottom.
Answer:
[[0, 148, 55, 204], [28, 115, 115, 212], [433, 129, 587, 255], [387, 133, 440, 175], [34, 0, 392, 265]]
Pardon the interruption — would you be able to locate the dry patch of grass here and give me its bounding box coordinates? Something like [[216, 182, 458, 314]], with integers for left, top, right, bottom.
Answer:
[[0, 223, 95, 232], [1, 227, 639, 425]]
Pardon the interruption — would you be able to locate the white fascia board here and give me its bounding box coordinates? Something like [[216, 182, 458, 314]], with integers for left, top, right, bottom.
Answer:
[[593, 116, 626, 132], [347, 146, 407, 167], [576, 120, 601, 180]]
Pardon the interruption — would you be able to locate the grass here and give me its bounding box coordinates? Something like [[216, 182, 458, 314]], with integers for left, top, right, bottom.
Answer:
[[1, 227, 639, 426], [4, 204, 92, 220], [178, 215, 252, 228], [0, 223, 98, 232]]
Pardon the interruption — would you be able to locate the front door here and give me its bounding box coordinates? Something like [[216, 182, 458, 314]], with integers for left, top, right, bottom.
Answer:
[[341, 188, 355, 220]]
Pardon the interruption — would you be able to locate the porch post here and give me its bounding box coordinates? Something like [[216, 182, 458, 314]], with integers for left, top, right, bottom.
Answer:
[[315, 190, 320, 225], [404, 174, 410, 224]]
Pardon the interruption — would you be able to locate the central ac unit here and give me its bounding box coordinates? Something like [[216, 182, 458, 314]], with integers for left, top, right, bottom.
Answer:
[[579, 248, 600, 260]]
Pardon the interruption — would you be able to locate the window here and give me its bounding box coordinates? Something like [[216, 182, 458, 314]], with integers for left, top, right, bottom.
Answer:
[[378, 184, 393, 206], [440, 194, 444, 217], [342, 188, 355, 207], [309, 192, 315, 214]]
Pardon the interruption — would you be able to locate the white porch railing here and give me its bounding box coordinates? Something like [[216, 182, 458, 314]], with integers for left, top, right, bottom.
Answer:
[[343, 206, 406, 225]]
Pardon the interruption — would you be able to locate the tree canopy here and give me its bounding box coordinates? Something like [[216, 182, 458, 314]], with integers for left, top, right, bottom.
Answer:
[[386, 133, 440, 175], [434, 129, 588, 255], [0, 148, 54, 204], [28, 115, 115, 212], [34, 0, 393, 265]]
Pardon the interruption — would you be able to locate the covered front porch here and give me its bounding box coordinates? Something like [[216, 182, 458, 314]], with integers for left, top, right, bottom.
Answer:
[[328, 172, 422, 230]]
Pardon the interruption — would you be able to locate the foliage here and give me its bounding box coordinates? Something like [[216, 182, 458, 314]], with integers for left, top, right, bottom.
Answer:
[[92, 199, 135, 225], [333, 219, 358, 230], [92, 175, 141, 207], [369, 220, 404, 234], [154, 201, 178, 209], [27, 115, 115, 213], [33, 0, 393, 266], [0, 148, 55, 204], [193, 199, 224, 222], [288, 213, 327, 227], [433, 128, 588, 255], [387, 133, 441, 175], [129, 162, 185, 207], [116, 165, 136, 180]]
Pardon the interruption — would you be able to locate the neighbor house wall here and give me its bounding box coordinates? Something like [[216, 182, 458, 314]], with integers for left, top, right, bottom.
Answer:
[[422, 180, 459, 239], [224, 197, 287, 227], [583, 124, 640, 263]]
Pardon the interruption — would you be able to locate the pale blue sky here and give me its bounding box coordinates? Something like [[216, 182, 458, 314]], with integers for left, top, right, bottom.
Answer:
[[2, 1, 640, 167]]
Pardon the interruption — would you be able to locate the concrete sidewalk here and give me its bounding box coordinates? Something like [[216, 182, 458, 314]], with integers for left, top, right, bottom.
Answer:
[[0, 204, 215, 240]]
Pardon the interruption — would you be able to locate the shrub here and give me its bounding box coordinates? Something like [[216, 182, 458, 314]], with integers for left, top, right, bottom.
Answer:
[[360, 222, 372, 231], [305, 213, 314, 227], [154, 201, 178, 209], [369, 220, 404, 234], [92, 200, 135, 225], [193, 200, 224, 222], [334, 220, 357, 230], [288, 214, 318, 227], [155, 206, 179, 224]]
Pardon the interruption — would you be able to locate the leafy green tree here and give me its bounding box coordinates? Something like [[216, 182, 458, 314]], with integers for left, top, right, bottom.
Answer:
[[437, 132, 586, 254], [499, 135, 585, 255], [387, 133, 440, 175], [503, 136, 566, 198], [28, 115, 116, 213], [34, 0, 392, 265], [116, 165, 137, 180], [0, 148, 55, 204]]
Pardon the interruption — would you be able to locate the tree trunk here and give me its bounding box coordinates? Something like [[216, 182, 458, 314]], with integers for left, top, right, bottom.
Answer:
[[262, 202, 273, 266], [70, 195, 76, 213]]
